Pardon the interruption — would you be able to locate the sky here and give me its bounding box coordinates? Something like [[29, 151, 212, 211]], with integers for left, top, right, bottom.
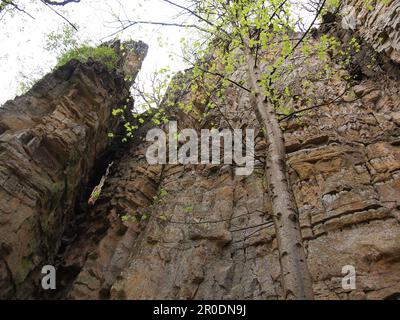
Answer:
[[0, 0, 193, 106], [0, 0, 314, 107]]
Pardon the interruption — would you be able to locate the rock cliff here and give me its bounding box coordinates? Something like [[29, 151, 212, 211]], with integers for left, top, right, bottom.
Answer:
[[340, 0, 400, 64], [0, 1, 399, 300], [108, 65, 400, 299], [0, 40, 148, 298]]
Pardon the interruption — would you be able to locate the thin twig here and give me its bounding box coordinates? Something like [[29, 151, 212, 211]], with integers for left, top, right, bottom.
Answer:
[[101, 20, 208, 41], [278, 87, 361, 122], [4, 1, 35, 19], [40, 0, 78, 31]]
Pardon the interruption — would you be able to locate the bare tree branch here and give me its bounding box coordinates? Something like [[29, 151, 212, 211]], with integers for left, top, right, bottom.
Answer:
[[101, 19, 209, 41], [40, 0, 78, 31], [42, 0, 80, 5], [0, 0, 35, 19]]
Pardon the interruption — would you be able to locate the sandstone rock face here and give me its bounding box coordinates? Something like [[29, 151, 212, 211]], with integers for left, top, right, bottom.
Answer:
[[1, 3, 400, 301], [341, 0, 400, 64], [68, 65, 400, 300], [101, 5, 400, 299], [106, 75, 400, 300], [0, 41, 147, 298], [63, 141, 163, 299]]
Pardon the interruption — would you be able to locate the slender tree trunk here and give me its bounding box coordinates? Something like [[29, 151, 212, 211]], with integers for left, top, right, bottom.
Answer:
[[245, 49, 314, 300]]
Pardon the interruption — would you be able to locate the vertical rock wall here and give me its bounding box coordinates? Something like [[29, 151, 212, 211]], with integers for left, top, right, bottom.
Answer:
[[340, 0, 400, 64], [1, 1, 400, 301], [91, 2, 400, 300], [107, 74, 400, 300], [0, 40, 148, 298]]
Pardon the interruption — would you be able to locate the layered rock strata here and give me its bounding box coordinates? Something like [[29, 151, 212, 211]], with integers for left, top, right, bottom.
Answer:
[[0, 40, 148, 298]]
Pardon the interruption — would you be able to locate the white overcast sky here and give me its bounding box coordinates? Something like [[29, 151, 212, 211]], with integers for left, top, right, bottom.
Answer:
[[0, 0, 194, 105], [0, 0, 314, 106]]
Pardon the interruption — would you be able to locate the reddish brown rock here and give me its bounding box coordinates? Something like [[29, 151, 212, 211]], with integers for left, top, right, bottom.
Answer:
[[2, 1, 400, 301], [0, 40, 148, 299]]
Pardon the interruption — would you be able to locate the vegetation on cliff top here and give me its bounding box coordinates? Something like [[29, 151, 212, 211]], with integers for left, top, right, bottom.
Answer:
[[56, 45, 118, 70], [45, 25, 118, 70]]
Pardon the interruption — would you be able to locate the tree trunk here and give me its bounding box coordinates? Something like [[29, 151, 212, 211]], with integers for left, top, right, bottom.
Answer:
[[245, 50, 314, 300]]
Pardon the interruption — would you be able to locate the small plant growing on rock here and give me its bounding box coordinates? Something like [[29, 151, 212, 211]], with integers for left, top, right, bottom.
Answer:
[[46, 25, 118, 71], [153, 188, 168, 204], [121, 215, 137, 223], [56, 45, 118, 70], [183, 206, 193, 214], [121, 212, 150, 223]]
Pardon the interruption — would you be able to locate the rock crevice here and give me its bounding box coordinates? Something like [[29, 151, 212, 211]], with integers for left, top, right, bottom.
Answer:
[[0, 41, 148, 299]]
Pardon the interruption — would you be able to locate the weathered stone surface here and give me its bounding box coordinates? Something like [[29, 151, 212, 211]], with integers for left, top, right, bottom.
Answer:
[[0, 41, 148, 299], [64, 142, 163, 299], [62, 10, 400, 299], [1, 1, 400, 301], [102, 7, 400, 299], [341, 0, 400, 65], [107, 70, 400, 299]]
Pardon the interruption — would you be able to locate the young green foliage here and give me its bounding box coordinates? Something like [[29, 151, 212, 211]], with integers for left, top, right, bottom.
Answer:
[[111, 0, 370, 299], [56, 45, 118, 70]]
